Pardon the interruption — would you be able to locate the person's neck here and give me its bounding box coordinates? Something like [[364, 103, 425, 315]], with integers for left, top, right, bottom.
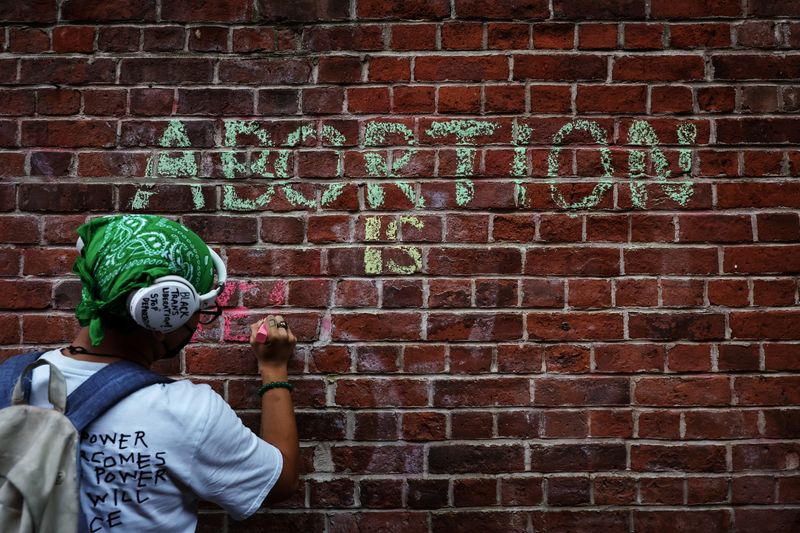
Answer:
[[63, 328, 153, 367]]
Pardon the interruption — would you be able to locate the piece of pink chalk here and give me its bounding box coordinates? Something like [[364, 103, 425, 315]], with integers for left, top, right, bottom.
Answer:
[[255, 323, 270, 343]]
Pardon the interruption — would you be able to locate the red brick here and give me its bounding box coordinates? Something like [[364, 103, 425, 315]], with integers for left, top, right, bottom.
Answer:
[[390, 24, 437, 50], [22, 315, 80, 344], [304, 25, 384, 51], [359, 479, 403, 509], [402, 411, 446, 441], [737, 21, 778, 48], [36, 89, 81, 115], [595, 344, 664, 373], [725, 245, 800, 274], [514, 54, 606, 80], [567, 279, 611, 309], [401, 345, 443, 374], [0, 90, 34, 116], [188, 26, 228, 52], [0, 280, 51, 309], [526, 247, 619, 276], [453, 478, 497, 507], [20, 183, 113, 212], [142, 26, 185, 51], [629, 312, 725, 340], [8, 28, 49, 54], [121, 58, 214, 84], [756, 213, 800, 241], [318, 56, 363, 84], [530, 85, 573, 112], [83, 89, 126, 116], [416, 56, 508, 81], [442, 22, 483, 50], [98, 27, 139, 52], [430, 444, 525, 474], [548, 476, 590, 505], [438, 86, 481, 113], [227, 248, 321, 276], [742, 87, 779, 114], [258, 89, 299, 115], [484, 85, 526, 114], [577, 84, 647, 113], [379, 279, 421, 308], [488, 23, 530, 49], [231, 27, 274, 52], [714, 56, 800, 81], [61, 0, 155, 20], [651, 85, 693, 113], [393, 86, 435, 113], [52, 26, 94, 53], [697, 86, 736, 112], [685, 410, 760, 439], [753, 279, 796, 306], [333, 312, 421, 341], [668, 344, 713, 373], [532, 23, 575, 49], [329, 512, 426, 532], [624, 23, 664, 49], [635, 376, 730, 406], [616, 278, 658, 307], [590, 410, 633, 437], [659, 278, 703, 307], [631, 444, 727, 472], [358, 0, 448, 19], [594, 476, 636, 505], [687, 478, 729, 504], [429, 313, 522, 341], [614, 55, 705, 81], [625, 247, 717, 275], [635, 510, 731, 533], [638, 410, 680, 439], [355, 345, 400, 372], [457, 0, 548, 19], [258, 0, 348, 22], [651, 0, 741, 18], [578, 24, 618, 49], [23, 248, 78, 276], [161, 0, 252, 21], [347, 87, 390, 114], [43, 215, 85, 245], [335, 379, 426, 407], [670, 23, 731, 48], [554, 0, 645, 19]]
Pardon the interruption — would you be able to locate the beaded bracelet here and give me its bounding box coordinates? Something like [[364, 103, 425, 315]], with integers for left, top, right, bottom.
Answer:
[[258, 381, 294, 397]]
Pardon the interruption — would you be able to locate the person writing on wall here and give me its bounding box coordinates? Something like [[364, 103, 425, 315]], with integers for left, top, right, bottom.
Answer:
[[5, 214, 299, 531]]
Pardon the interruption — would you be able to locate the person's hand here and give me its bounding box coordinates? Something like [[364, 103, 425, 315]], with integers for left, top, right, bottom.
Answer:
[[249, 314, 296, 374]]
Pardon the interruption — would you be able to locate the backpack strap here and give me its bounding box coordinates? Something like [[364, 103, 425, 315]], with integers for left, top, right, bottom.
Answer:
[[0, 351, 47, 409], [65, 360, 174, 432]]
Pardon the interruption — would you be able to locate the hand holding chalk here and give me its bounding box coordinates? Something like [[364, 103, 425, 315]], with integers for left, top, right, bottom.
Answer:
[[255, 322, 270, 343]]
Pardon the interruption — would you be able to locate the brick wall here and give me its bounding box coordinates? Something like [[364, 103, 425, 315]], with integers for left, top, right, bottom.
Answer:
[[2, 0, 800, 531]]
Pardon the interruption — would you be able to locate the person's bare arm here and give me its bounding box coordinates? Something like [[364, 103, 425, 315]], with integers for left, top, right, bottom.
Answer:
[[249, 315, 300, 503]]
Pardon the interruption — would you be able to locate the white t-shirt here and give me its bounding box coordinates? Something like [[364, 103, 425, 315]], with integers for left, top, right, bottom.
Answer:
[[29, 349, 283, 532]]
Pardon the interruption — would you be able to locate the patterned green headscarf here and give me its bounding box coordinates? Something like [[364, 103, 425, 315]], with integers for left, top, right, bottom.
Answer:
[[73, 215, 215, 346]]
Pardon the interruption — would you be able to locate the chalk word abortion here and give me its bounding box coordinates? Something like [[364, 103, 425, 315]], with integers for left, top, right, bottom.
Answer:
[[135, 119, 697, 274]]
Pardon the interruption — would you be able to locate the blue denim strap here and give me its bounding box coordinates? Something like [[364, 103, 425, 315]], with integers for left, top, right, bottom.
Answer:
[[65, 360, 174, 432], [0, 351, 46, 408]]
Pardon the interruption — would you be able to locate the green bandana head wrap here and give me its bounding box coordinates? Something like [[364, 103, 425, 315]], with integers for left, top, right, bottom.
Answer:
[[73, 215, 215, 346]]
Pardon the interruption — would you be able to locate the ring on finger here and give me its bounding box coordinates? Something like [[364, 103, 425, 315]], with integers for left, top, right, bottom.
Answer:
[[277, 321, 288, 329]]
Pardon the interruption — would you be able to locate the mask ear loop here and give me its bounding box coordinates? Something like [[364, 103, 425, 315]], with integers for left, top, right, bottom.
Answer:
[[198, 247, 227, 309]]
